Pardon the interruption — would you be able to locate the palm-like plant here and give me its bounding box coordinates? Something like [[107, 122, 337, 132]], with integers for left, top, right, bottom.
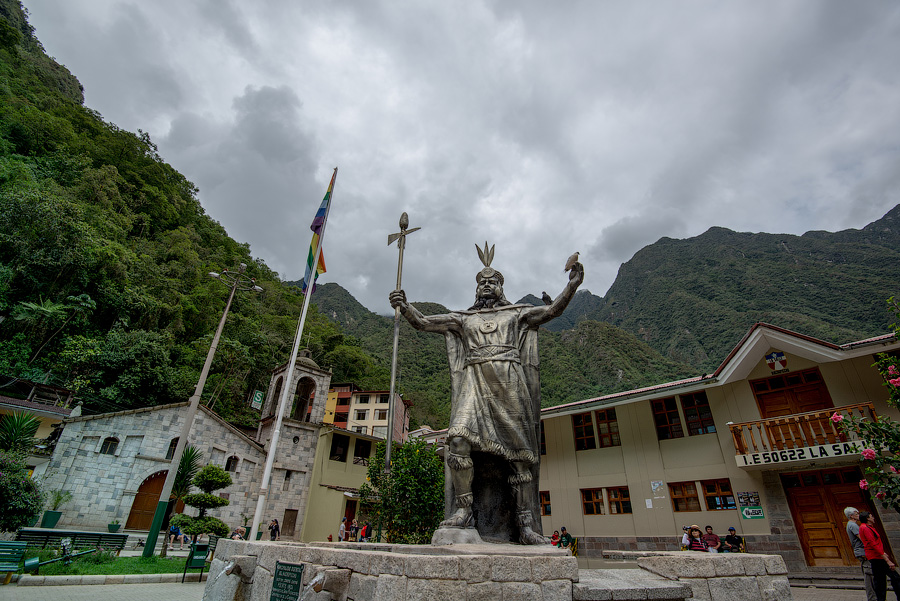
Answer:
[[0, 411, 41, 455], [160, 444, 202, 557]]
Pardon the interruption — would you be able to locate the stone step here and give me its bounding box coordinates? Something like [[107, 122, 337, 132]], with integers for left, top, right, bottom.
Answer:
[[787, 570, 894, 591], [574, 569, 692, 601]]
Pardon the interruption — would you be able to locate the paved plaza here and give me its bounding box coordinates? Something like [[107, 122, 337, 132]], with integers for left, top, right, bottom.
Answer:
[[0, 583, 867, 601]]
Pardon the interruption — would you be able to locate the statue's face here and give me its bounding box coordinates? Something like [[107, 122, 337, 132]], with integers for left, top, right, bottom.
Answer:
[[477, 275, 503, 300]]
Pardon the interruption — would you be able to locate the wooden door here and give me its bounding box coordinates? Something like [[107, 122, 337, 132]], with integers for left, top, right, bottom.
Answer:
[[782, 468, 887, 567], [754, 369, 834, 447], [282, 509, 298, 537], [126, 471, 166, 531]]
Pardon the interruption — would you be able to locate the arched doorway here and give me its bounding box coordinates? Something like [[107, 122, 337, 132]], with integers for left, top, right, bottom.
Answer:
[[125, 471, 185, 531], [291, 377, 316, 421]]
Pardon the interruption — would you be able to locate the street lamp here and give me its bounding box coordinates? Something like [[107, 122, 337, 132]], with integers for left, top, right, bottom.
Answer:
[[142, 263, 262, 557]]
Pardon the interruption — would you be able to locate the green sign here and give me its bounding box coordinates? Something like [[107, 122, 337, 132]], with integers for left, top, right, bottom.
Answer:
[[251, 390, 264, 410], [741, 506, 765, 519], [270, 561, 304, 601]]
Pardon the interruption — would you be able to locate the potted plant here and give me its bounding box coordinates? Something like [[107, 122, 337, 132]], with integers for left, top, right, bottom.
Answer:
[[108, 518, 121, 533], [41, 489, 72, 528]]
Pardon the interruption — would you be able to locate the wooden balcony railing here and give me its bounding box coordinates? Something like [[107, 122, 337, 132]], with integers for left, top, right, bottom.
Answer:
[[729, 402, 876, 456]]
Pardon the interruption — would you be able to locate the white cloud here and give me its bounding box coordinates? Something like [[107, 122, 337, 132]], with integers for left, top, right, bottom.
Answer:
[[25, 0, 900, 313]]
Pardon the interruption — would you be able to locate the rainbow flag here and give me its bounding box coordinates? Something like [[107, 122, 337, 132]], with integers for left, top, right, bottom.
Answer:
[[300, 169, 336, 294]]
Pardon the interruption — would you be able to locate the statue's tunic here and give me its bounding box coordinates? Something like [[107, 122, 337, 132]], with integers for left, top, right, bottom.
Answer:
[[442, 305, 541, 465]]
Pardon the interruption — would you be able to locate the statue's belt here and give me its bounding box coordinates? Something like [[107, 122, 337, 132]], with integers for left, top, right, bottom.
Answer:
[[465, 345, 520, 366]]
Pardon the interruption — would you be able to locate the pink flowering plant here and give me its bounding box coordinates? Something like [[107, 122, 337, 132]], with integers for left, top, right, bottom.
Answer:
[[834, 297, 900, 510]]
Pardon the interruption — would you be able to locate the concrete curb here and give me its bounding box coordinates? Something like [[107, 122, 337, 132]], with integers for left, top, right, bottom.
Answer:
[[16, 572, 208, 586]]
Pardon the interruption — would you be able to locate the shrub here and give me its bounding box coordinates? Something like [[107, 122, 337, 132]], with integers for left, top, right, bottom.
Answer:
[[0, 449, 44, 531]]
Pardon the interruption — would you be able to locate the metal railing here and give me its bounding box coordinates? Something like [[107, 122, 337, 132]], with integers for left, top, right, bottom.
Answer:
[[729, 402, 876, 456]]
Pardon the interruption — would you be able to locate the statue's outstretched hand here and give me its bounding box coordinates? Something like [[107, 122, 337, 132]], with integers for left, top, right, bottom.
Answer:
[[568, 262, 585, 285], [389, 289, 408, 311]]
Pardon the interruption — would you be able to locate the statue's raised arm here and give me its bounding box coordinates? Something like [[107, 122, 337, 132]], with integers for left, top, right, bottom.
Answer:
[[524, 260, 584, 327]]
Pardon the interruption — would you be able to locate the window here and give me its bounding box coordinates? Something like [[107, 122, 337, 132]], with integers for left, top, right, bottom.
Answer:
[[703, 479, 736, 510], [379, 394, 390, 404], [354, 439, 372, 466], [166, 438, 179, 460], [595, 408, 621, 448], [540, 422, 546, 455], [330, 434, 349, 462], [608, 487, 632, 514], [283, 470, 292, 491], [540, 491, 551, 516], [358, 394, 370, 404], [651, 397, 684, 440], [225, 456, 239, 472], [681, 392, 715, 435], [572, 413, 596, 451], [100, 437, 119, 455], [376, 409, 388, 420], [352, 426, 365, 434], [355, 409, 368, 421], [669, 481, 701, 512], [372, 426, 387, 438], [334, 412, 348, 426], [581, 488, 605, 515], [337, 396, 350, 406]]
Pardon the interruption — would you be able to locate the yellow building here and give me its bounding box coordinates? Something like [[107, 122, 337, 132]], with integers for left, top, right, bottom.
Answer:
[[538, 323, 899, 572]]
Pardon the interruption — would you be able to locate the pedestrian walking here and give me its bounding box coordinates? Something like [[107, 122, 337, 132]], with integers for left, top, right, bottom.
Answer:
[[268, 518, 280, 541], [844, 507, 877, 601], [859, 511, 900, 601]]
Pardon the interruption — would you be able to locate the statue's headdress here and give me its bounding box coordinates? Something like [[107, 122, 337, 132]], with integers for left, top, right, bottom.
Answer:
[[475, 242, 504, 285]]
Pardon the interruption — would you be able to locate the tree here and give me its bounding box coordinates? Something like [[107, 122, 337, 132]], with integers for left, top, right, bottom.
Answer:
[[0, 450, 44, 532], [837, 297, 900, 511], [0, 411, 40, 454], [170, 464, 232, 540], [358, 438, 444, 544]]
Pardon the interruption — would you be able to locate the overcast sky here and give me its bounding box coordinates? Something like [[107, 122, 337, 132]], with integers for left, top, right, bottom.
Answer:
[[25, 1, 900, 314]]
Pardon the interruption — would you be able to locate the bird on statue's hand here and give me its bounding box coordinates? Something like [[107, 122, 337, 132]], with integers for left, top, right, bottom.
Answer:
[[564, 252, 580, 272], [541, 292, 552, 305]]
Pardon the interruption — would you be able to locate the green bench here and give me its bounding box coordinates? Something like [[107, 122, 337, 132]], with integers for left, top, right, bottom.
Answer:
[[183, 542, 210, 583], [15, 528, 129, 555], [0, 541, 27, 585]]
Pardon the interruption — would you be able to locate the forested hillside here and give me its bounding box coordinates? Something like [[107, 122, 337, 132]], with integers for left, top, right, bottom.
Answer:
[[0, 1, 390, 425], [591, 206, 900, 371]]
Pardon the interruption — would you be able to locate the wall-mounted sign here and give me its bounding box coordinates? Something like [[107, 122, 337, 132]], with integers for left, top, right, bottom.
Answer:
[[741, 506, 765, 519], [250, 390, 264, 410], [736, 441, 858, 468], [737, 492, 760, 507], [765, 351, 788, 374]]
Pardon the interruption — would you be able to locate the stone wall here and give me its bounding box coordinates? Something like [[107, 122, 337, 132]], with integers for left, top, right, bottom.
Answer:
[[41, 404, 309, 531], [208, 539, 581, 601]]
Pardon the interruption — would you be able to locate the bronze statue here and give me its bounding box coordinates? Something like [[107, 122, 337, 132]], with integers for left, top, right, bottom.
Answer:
[[389, 243, 584, 544]]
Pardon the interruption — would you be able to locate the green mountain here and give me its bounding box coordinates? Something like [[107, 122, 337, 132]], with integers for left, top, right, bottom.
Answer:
[[591, 206, 900, 370]]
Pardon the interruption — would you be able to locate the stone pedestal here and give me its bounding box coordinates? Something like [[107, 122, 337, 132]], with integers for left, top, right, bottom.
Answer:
[[430, 526, 484, 545], [202, 540, 788, 601]]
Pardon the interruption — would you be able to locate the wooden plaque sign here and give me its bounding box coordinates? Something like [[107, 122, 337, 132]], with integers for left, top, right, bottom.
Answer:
[[270, 561, 304, 601]]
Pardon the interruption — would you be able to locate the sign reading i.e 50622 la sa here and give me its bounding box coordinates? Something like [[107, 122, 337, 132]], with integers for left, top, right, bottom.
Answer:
[[736, 442, 858, 467]]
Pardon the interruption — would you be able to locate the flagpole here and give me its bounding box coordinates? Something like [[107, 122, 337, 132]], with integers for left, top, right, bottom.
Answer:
[[248, 167, 336, 541]]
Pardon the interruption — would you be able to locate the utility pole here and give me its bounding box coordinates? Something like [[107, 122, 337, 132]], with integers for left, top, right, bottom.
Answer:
[[143, 264, 261, 557]]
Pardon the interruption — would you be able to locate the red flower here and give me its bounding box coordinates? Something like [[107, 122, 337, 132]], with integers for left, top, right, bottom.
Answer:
[[830, 412, 844, 423], [860, 479, 869, 490], [862, 448, 877, 460]]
